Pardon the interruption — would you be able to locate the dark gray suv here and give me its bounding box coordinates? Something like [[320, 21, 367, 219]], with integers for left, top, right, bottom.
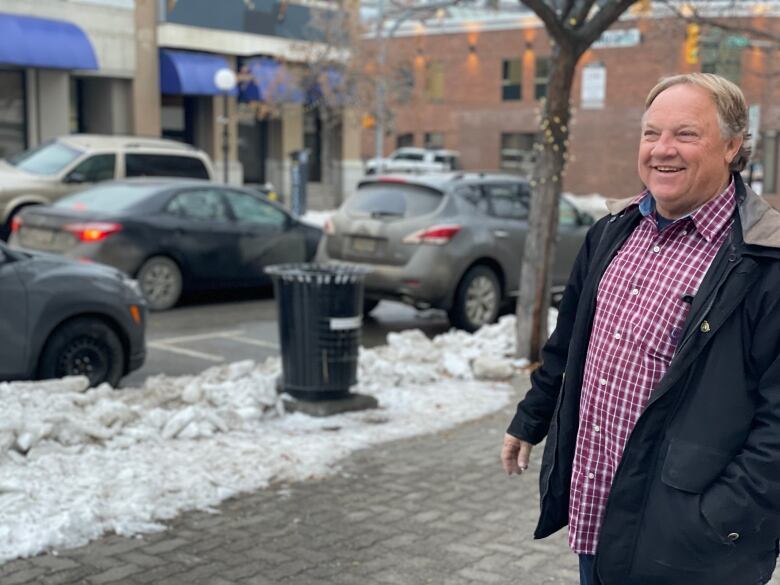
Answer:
[[316, 173, 594, 332], [0, 241, 146, 387]]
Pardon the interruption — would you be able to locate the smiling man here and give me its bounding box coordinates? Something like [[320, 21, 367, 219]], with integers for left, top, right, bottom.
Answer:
[[501, 73, 780, 585]]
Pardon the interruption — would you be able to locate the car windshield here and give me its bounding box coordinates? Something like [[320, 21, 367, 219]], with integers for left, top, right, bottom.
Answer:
[[345, 183, 443, 218], [6, 141, 84, 176], [54, 183, 161, 212]]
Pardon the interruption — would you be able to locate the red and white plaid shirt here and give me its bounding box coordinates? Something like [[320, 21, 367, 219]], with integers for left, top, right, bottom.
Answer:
[[568, 180, 736, 555]]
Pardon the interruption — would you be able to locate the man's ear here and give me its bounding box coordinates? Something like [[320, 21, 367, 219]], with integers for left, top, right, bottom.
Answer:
[[726, 136, 743, 165]]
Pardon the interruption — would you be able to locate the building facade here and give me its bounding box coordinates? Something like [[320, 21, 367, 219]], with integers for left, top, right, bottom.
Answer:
[[0, 0, 362, 205], [363, 6, 780, 198]]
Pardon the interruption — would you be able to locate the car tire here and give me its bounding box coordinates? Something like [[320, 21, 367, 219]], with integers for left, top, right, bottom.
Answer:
[[449, 265, 501, 333], [39, 317, 125, 388], [363, 298, 379, 316], [136, 256, 183, 311]]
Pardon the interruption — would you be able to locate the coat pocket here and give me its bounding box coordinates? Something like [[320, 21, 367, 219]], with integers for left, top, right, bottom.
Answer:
[[661, 438, 732, 494], [633, 440, 736, 575]]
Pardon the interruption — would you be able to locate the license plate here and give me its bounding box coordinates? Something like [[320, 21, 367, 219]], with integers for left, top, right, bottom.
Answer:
[[20, 227, 57, 249], [351, 237, 377, 253]]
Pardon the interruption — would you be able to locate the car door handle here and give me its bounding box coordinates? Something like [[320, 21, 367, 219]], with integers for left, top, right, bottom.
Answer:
[[493, 230, 510, 238]]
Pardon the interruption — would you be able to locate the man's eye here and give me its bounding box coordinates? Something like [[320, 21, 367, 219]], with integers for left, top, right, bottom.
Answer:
[[643, 131, 658, 138]]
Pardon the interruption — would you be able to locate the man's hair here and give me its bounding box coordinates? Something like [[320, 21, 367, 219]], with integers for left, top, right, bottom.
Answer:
[[644, 73, 751, 172]]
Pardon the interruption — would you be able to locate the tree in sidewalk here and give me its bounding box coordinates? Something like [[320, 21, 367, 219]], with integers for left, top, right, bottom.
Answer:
[[514, 0, 639, 360]]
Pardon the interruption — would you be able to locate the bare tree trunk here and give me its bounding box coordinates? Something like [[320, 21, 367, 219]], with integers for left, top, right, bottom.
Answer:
[[515, 43, 580, 360]]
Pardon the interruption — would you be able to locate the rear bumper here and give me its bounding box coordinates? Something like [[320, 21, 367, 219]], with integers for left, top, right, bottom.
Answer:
[[316, 243, 457, 310]]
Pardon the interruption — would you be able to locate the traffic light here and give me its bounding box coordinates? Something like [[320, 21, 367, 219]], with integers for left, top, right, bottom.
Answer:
[[685, 23, 700, 64]]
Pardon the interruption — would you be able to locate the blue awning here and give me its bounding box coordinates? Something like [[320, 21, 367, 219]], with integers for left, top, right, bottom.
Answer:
[[159, 49, 238, 96], [306, 68, 349, 106], [237, 58, 303, 103], [0, 12, 98, 70]]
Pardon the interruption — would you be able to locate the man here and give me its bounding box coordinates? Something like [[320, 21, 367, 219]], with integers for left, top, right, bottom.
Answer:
[[501, 72, 780, 585]]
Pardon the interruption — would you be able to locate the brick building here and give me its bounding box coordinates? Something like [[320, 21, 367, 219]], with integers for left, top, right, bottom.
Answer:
[[362, 6, 780, 198]]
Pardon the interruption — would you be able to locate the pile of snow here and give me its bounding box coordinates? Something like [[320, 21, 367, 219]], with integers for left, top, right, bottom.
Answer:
[[566, 193, 609, 219], [0, 314, 546, 563], [299, 209, 335, 228]]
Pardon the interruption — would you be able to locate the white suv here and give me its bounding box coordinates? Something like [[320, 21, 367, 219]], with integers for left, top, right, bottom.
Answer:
[[0, 134, 215, 238], [365, 147, 461, 175]]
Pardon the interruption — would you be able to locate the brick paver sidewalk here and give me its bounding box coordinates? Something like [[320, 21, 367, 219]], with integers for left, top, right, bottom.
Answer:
[[4, 375, 731, 585]]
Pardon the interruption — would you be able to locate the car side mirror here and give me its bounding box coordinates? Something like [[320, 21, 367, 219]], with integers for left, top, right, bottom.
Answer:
[[64, 171, 86, 184]]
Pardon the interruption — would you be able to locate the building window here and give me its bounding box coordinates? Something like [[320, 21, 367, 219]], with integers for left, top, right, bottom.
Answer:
[[395, 64, 414, 104], [700, 30, 742, 84], [535, 56, 551, 100], [501, 59, 522, 101], [396, 133, 414, 148], [500, 132, 538, 176], [425, 61, 445, 102], [424, 132, 444, 149]]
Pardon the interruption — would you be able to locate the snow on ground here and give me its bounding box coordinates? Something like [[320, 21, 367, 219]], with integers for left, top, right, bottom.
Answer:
[[299, 209, 334, 228], [566, 193, 609, 219], [0, 313, 561, 564]]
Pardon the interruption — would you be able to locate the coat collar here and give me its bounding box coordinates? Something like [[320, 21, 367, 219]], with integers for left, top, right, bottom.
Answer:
[[604, 174, 780, 249]]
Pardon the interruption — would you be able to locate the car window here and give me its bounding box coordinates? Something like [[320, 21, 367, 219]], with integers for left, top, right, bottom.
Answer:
[[394, 152, 424, 162], [66, 154, 116, 182], [55, 183, 161, 212], [559, 198, 580, 227], [166, 189, 228, 222], [346, 183, 443, 218], [224, 190, 286, 226], [126, 154, 210, 179], [456, 185, 489, 213], [486, 184, 529, 220], [7, 141, 83, 176]]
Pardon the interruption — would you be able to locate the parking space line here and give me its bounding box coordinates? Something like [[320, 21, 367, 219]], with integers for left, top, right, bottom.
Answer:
[[224, 335, 280, 350], [152, 330, 246, 345], [148, 342, 224, 362]]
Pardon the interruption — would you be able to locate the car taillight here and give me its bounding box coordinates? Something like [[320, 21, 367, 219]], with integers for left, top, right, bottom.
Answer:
[[324, 218, 335, 236], [403, 224, 462, 245], [64, 222, 122, 242], [10, 216, 22, 233]]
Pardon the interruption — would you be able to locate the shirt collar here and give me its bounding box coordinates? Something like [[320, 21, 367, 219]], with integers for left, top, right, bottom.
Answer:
[[632, 178, 736, 242]]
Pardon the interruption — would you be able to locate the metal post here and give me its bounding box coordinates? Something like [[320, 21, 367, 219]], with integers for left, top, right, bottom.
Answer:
[[374, 0, 385, 174], [222, 93, 229, 184]]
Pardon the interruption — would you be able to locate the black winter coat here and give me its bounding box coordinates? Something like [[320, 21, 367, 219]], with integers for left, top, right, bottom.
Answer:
[[508, 174, 780, 585]]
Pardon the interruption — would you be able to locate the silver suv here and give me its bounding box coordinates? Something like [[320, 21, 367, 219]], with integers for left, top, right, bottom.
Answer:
[[0, 134, 215, 238], [316, 173, 594, 332]]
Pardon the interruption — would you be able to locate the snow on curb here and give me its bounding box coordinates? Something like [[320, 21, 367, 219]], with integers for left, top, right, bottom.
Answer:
[[0, 315, 536, 563]]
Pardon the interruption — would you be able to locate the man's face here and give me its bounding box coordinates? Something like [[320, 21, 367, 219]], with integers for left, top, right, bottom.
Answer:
[[637, 83, 742, 219]]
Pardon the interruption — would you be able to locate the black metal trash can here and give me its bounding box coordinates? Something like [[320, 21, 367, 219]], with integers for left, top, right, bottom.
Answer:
[[265, 263, 370, 401]]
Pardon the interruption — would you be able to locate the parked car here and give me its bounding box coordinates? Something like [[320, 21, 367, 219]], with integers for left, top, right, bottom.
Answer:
[[0, 240, 146, 387], [0, 134, 215, 239], [9, 179, 323, 311], [316, 173, 594, 332], [364, 147, 462, 175]]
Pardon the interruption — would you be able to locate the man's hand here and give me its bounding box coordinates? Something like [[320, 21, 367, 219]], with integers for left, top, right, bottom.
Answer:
[[501, 433, 533, 476]]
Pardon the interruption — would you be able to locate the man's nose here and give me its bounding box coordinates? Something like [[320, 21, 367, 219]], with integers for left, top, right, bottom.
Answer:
[[651, 134, 677, 158]]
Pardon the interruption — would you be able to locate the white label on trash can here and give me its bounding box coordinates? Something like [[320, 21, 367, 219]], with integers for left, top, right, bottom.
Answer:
[[330, 316, 362, 330]]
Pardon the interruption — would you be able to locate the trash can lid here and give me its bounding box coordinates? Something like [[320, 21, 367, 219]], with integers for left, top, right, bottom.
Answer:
[[265, 262, 371, 283]]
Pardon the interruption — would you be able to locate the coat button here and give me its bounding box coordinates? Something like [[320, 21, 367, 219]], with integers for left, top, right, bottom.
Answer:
[[727, 532, 740, 542], [700, 321, 711, 333]]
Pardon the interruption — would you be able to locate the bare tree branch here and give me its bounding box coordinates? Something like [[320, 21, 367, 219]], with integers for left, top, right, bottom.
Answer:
[[578, 0, 637, 46], [657, 0, 780, 45], [521, 0, 569, 43], [572, 0, 598, 28]]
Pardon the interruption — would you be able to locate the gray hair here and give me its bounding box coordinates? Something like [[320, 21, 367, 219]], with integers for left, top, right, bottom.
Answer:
[[644, 73, 751, 172]]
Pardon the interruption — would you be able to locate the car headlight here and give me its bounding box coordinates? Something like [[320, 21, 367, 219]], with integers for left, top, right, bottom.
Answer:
[[122, 275, 144, 300]]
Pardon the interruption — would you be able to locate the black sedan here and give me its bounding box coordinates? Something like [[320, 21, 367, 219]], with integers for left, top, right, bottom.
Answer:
[[9, 179, 323, 310]]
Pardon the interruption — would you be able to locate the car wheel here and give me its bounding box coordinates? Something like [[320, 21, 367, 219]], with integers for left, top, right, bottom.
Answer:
[[363, 298, 379, 316], [39, 317, 125, 387], [136, 256, 183, 311], [449, 266, 501, 332]]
